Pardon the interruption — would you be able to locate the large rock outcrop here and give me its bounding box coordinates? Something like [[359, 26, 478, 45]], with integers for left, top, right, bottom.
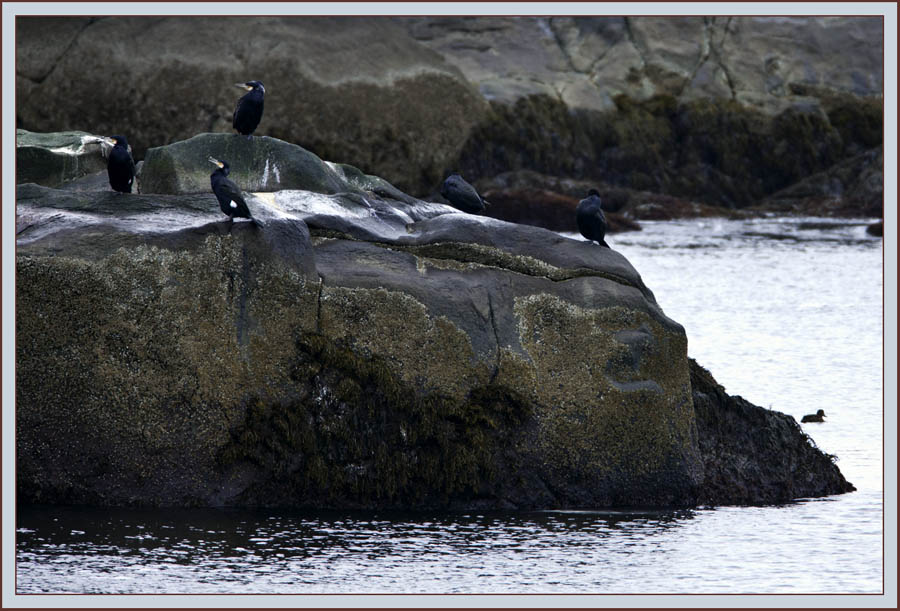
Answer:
[[16, 16, 882, 215], [15, 133, 854, 508]]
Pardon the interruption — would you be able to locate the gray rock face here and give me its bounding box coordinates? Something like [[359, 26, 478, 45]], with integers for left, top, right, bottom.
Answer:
[[15, 134, 854, 509], [404, 16, 882, 113]]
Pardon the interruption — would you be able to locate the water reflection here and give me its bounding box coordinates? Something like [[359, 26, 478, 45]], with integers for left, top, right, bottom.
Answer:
[[18, 504, 695, 559], [17, 504, 700, 593]]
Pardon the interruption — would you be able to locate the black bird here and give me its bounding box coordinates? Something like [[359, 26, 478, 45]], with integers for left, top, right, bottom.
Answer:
[[576, 188, 609, 248], [801, 409, 826, 423], [440, 173, 489, 214], [208, 157, 261, 226], [104, 135, 135, 193], [232, 80, 265, 138]]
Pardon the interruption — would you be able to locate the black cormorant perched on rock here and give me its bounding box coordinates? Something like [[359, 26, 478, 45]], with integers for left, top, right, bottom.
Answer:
[[104, 135, 135, 193], [801, 409, 826, 423], [208, 157, 261, 226], [440, 173, 489, 214], [576, 188, 609, 248], [232, 80, 265, 138]]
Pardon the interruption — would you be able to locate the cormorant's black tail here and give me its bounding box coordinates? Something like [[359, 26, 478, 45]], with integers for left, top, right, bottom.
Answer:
[[599, 239, 610, 248], [251, 217, 264, 228]]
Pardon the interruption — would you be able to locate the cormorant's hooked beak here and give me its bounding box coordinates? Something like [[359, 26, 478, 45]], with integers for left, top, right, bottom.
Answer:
[[235, 83, 254, 91], [102, 137, 117, 147], [208, 156, 224, 168]]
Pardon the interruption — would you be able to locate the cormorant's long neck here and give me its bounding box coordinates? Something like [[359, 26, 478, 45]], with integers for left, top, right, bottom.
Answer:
[[245, 90, 264, 104]]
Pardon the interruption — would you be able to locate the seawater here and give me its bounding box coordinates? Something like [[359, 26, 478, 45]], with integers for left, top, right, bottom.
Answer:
[[15, 217, 884, 595]]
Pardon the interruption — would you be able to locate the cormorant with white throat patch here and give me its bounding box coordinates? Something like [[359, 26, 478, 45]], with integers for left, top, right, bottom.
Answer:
[[208, 157, 261, 226], [232, 80, 265, 138], [576, 188, 609, 248]]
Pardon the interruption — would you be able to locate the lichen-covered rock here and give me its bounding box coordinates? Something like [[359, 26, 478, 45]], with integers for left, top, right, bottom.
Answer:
[[16, 151, 853, 508], [16, 129, 111, 187]]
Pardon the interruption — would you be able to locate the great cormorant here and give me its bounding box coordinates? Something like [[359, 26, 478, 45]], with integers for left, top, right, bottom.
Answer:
[[104, 135, 135, 193], [232, 80, 265, 138], [208, 157, 260, 226], [440, 173, 489, 214], [576, 188, 609, 248]]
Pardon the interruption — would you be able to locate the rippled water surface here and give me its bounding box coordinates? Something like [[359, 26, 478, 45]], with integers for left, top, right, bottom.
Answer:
[[16, 217, 884, 595]]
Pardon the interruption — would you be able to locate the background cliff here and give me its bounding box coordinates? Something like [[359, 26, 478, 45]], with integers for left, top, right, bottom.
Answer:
[[16, 16, 883, 222]]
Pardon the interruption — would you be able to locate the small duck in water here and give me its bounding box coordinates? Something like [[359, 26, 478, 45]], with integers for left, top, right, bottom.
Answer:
[[801, 409, 826, 423]]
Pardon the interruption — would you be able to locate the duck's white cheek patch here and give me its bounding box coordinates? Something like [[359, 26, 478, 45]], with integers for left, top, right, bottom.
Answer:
[[230, 201, 238, 209]]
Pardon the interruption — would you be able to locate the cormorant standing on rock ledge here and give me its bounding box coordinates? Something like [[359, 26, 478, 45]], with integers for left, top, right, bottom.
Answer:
[[441, 173, 490, 214], [104, 135, 135, 193], [208, 157, 261, 226], [801, 409, 826, 423], [576, 189, 609, 248], [232, 80, 265, 137]]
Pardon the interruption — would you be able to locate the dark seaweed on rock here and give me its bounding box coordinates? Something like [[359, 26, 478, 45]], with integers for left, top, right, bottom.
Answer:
[[690, 360, 854, 505]]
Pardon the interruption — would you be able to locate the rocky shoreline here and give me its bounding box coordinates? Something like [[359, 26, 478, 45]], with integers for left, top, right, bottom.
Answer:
[[16, 16, 884, 227], [15, 131, 855, 509]]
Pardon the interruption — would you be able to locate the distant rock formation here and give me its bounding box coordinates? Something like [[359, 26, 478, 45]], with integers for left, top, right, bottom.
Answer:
[[16, 16, 883, 219]]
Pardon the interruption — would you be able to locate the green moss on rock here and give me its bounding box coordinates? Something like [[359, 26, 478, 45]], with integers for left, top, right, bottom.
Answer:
[[512, 294, 698, 494], [319, 285, 491, 400], [16, 233, 319, 506]]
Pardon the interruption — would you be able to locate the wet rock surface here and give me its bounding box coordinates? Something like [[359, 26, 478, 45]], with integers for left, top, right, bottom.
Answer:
[[754, 145, 884, 218], [473, 170, 752, 230], [140, 134, 353, 196], [15, 136, 854, 509], [16, 129, 111, 187]]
